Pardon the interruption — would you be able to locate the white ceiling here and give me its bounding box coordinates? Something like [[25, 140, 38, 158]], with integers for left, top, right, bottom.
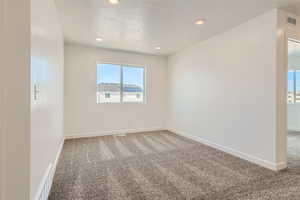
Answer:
[[55, 0, 300, 55]]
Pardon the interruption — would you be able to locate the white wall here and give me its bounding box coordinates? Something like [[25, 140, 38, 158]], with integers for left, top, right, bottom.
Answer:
[[64, 43, 167, 138], [287, 102, 300, 132], [31, 0, 64, 199], [289, 55, 300, 68], [167, 10, 282, 170], [0, 0, 31, 199]]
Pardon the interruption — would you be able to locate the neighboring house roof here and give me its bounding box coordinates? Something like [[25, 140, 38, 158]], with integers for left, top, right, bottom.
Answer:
[[98, 83, 143, 92]]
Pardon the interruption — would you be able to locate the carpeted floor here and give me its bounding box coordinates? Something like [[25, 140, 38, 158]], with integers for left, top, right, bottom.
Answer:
[[49, 130, 300, 200]]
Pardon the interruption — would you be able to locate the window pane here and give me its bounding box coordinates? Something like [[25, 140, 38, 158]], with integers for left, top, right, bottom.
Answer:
[[288, 70, 295, 104], [122, 66, 144, 102], [97, 64, 121, 103], [296, 70, 300, 103]]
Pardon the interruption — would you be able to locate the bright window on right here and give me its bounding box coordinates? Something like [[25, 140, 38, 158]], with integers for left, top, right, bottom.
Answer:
[[287, 70, 300, 104]]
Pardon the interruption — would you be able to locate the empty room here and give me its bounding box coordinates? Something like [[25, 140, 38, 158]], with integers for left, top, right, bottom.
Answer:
[[2, 0, 300, 200]]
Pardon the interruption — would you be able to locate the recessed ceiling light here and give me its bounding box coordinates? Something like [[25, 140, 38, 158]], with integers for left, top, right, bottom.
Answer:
[[108, 0, 120, 4], [195, 19, 205, 25], [155, 46, 161, 50], [96, 38, 103, 42]]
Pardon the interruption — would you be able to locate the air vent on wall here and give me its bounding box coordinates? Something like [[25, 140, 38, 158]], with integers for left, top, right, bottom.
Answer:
[[288, 17, 297, 26]]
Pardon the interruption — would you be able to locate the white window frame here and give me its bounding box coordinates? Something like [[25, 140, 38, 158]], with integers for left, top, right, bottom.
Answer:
[[96, 62, 146, 104]]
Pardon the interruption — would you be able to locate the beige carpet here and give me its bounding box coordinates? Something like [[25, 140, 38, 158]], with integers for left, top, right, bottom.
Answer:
[[49, 130, 300, 200]]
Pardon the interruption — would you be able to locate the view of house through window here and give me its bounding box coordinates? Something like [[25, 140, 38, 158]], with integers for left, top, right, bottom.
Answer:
[[287, 70, 300, 104], [97, 64, 145, 103]]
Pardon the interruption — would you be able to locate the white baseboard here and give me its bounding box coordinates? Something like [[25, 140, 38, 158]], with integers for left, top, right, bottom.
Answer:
[[65, 127, 164, 139], [168, 128, 286, 171], [34, 138, 65, 200], [53, 138, 65, 174]]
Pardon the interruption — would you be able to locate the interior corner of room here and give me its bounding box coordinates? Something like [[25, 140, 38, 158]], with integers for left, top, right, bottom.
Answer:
[[2, 0, 300, 200]]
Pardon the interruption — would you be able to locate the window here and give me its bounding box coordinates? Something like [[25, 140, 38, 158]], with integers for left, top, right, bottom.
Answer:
[[122, 66, 144, 103], [288, 70, 295, 104], [296, 71, 300, 103], [97, 63, 145, 103], [287, 70, 300, 104]]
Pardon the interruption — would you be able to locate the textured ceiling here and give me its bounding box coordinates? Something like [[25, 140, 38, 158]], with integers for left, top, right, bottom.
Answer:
[[55, 0, 300, 55]]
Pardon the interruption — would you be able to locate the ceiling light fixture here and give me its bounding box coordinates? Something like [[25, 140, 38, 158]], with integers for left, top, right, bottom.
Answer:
[[108, 0, 120, 4], [96, 38, 103, 42], [195, 19, 206, 25], [155, 46, 161, 50]]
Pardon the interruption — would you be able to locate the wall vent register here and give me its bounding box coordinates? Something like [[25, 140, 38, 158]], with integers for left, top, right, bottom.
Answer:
[[288, 17, 297, 26]]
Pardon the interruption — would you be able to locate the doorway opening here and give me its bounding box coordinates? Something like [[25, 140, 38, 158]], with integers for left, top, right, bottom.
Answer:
[[287, 39, 300, 168]]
